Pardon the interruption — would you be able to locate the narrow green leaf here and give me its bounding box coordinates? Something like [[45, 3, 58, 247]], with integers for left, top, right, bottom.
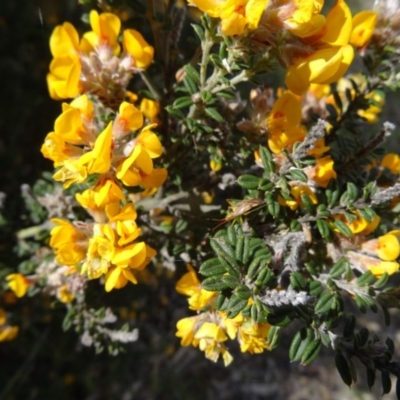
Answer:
[[184, 64, 200, 84], [287, 169, 308, 183], [199, 258, 226, 277], [237, 175, 261, 190], [290, 272, 307, 291], [289, 328, 313, 362], [205, 107, 224, 122], [235, 235, 244, 262], [333, 218, 353, 238], [301, 339, 321, 365], [315, 291, 335, 314], [202, 276, 230, 291]]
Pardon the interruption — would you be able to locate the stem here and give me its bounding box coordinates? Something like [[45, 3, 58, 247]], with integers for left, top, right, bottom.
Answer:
[[140, 71, 162, 101]]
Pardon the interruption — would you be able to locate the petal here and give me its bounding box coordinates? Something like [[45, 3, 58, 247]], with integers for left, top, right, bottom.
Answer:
[[123, 30, 154, 69]]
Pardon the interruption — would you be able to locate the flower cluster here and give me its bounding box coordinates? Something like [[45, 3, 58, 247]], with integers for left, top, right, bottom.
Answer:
[[47, 10, 153, 105], [176, 265, 272, 365]]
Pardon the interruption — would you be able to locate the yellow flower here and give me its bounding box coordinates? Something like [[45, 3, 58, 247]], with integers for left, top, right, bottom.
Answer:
[[176, 264, 217, 310], [279, 184, 318, 210], [375, 232, 400, 261], [210, 158, 223, 172], [237, 320, 271, 353], [57, 285, 75, 303], [267, 91, 306, 153], [41, 132, 83, 167], [76, 179, 126, 210], [358, 90, 384, 124], [286, 45, 354, 95], [284, 0, 326, 38], [176, 315, 199, 346], [194, 321, 233, 366], [47, 55, 81, 100], [6, 274, 30, 298], [140, 98, 160, 123], [49, 22, 80, 58], [105, 266, 138, 292], [80, 11, 121, 55], [350, 11, 377, 47], [79, 122, 113, 175], [123, 30, 154, 69], [332, 211, 380, 236], [315, 0, 353, 47], [188, 0, 268, 36], [50, 219, 88, 265], [309, 156, 337, 187], [381, 153, 400, 174], [113, 102, 144, 138], [53, 159, 88, 188]]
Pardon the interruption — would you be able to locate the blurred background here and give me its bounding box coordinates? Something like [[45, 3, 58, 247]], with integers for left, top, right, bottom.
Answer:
[[2, 0, 400, 399]]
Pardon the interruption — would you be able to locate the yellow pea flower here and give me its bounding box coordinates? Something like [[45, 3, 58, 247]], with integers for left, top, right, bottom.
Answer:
[[285, 45, 354, 95], [105, 266, 138, 292], [6, 274, 30, 298], [80, 11, 121, 55], [375, 232, 400, 261], [53, 159, 88, 188], [381, 153, 400, 174], [79, 122, 113, 175], [113, 102, 144, 138], [50, 219, 88, 265], [284, 0, 326, 38], [237, 320, 271, 353], [112, 241, 147, 268], [317, 0, 352, 46], [311, 156, 337, 187], [49, 22, 80, 58], [57, 285, 75, 303], [141, 168, 168, 189], [136, 125, 164, 158], [350, 11, 377, 47], [278, 184, 318, 210], [123, 29, 154, 69], [41, 132, 83, 167], [188, 0, 268, 36], [47, 54, 81, 100], [176, 315, 200, 346], [140, 98, 160, 123], [368, 260, 399, 278], [0, 308, 19, 342], [267, 91, 306, 153]]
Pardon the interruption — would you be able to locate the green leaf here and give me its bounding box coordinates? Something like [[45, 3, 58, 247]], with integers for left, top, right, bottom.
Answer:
[[234, 285, 251, 300], [184, 64, 200, 84], [315, 291, 335, 314], [335, 352, 353, 387], [199, 258, 226, 277], [374, 272, 389, 288], [183, 76, 198, 95], [191, 23, 205, 41], [301, 339, 321, 365], [202, 276, 231, 291], [205, 107, 224, 122], [330, 257, 348, 279], [227, 295, 248, 318], [222, 274, 241, 289], [290, 272, 306, 291], [346, 182, 358, 201], [287, 169, 308, 183], [237, 175, 261, 190], [209, 53, 224, 69], [333, 218, 353, 238], [356, 270, 375, 287], [289, 328, 313, 362], [226, 226, 237, 247], [316, 219, 331, 240], [267, 326, 280, 349], [235, 235, 244, 262]]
